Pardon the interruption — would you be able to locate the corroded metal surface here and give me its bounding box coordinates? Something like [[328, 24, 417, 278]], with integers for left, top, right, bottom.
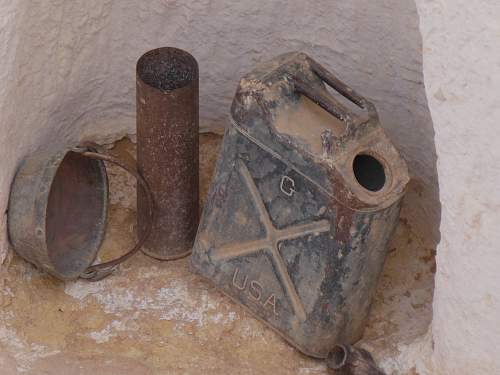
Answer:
[[191, 52, 409, 358], [76, 146, 156, 281], [8, 148, 108, 280], [136, 47, 199, 260], [327, 345, 385, 375], [8, 145, 155, 281]]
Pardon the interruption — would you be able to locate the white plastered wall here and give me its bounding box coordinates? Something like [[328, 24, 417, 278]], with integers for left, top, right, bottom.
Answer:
[[415, 1, 500, 373]]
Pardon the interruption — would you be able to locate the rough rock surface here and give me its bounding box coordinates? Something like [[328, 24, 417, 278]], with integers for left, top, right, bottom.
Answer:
[[415, 1, 500, 373], [0, 135, 433, 374]]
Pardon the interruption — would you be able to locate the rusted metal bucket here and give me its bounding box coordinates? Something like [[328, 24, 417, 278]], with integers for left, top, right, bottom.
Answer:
[[191, 52, 409, 358], [136, 47, 199, 260], [8, 144, 154, 281]]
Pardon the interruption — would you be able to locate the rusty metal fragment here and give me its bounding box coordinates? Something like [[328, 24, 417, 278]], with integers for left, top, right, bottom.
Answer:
[[326, 345, 386, 375], [136, 47, 199, 260], [191, 52, 409, 358]]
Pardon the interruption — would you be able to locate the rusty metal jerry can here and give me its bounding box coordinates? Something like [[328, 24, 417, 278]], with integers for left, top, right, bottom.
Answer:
[[191, 52, 409, 358]]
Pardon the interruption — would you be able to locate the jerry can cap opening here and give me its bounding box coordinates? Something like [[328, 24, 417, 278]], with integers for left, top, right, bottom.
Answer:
[[353, 153, 386, 192]]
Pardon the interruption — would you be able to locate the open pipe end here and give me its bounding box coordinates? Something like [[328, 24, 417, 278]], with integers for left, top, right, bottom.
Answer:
[[137, 47, 198, 91]]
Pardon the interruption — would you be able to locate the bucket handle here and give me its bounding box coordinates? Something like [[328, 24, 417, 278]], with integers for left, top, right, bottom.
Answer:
[[288, 57, 375, 136], [73, 143, 155, 282]]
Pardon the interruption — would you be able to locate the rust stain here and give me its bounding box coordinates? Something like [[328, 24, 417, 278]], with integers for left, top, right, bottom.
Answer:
[[136, 47, 199, 260]]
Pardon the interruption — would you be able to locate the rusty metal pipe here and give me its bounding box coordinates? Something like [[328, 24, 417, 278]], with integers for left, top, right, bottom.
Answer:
[[136, 47, 199, 260], [327, 345, 386, 375]]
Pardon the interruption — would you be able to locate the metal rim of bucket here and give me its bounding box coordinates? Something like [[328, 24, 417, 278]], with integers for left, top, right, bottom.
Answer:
[[8, 144, 155, 281], [8, 147, 108, 280], [46, 148, 109, 279]]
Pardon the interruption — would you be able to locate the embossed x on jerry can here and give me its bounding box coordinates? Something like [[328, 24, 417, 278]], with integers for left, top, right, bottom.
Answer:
[[191, 52, 409, 358]]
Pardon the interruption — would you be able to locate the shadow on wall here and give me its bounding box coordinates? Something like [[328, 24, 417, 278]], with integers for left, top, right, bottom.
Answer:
[[1, 1, 439, 262]]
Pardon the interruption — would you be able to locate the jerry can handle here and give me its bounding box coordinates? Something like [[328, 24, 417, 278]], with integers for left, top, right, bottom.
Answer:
[[289, 57, 375, 134], [291, 75, 354, 127], [73, 142, 156, 281], [307, 58, 367, 109]]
